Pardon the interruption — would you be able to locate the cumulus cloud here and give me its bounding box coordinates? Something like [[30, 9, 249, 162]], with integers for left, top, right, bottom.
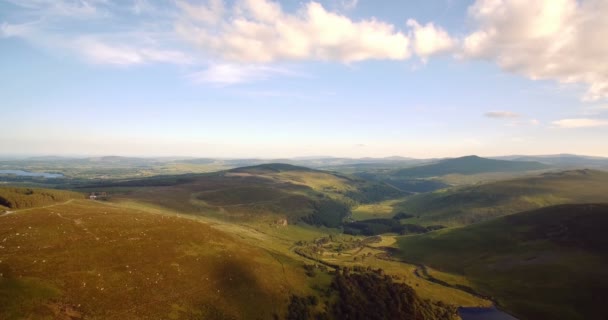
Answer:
[[462, 0, 608, 101], [484, 111, 520, 118], [407, 19, 456, 60], [552, 118, 608, 128], [2, 0, 459, 84], [175, 0, 413, 63]]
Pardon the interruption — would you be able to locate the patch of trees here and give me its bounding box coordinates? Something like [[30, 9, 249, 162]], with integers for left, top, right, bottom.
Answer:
[[385, 179, 448, 193], [286, 295, 319, 320], [345, 182, 407, 204], [78, 174, 198, 188], [0, 187, 83, 209], [393, 212, 415, 220], [286, 269, 457, 320], [301, 199, 350, 228], [343, 219, 445, 236]]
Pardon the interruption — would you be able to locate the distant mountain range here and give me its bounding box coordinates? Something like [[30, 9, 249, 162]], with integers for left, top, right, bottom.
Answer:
[[1, 154, 606, 174]]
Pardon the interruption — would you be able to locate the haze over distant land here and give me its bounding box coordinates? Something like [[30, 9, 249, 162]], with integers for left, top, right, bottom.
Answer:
[[1, 0, 607, 157]]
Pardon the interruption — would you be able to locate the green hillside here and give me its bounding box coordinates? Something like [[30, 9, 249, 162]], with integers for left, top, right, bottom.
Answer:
[[397, 169, 608, 226], [0, 187, 83, 210], [396, 203, 608, 320], [80, 163, 407, 228], [392, 156, 549, 178]]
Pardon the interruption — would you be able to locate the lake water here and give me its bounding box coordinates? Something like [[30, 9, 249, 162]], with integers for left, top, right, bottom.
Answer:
[[0, 170, 64, 178], [458, 307, 519, 320]]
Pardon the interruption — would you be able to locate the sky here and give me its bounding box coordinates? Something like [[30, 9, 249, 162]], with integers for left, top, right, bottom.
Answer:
[[0, 0, 607, 158]]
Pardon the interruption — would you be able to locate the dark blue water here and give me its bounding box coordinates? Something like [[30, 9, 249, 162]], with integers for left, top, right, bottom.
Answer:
[[0, 170, 63, 178], [458, 307, 519, 320]]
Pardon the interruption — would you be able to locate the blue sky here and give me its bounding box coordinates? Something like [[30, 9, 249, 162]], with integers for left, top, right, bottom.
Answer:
[[1, 0, 607, 158]]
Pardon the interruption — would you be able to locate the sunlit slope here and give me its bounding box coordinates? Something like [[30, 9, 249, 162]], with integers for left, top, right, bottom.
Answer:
[[90, 163, 406, 227], [0, 200, 311, 320], [397, 203, 608, 320], [397, 169, 608, 226]]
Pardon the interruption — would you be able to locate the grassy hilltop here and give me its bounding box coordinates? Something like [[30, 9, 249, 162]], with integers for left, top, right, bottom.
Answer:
[[0, 199, 314, 319]]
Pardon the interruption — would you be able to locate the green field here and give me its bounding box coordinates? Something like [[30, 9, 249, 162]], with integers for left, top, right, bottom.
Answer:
[[397, 204, 608, 320]]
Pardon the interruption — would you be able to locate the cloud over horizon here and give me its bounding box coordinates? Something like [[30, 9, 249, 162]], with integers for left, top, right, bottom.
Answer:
[[553, 118, 608, 128]]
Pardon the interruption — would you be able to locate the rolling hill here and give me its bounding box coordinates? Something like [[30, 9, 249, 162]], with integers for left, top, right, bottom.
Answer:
[[80, 163, 408, 228], [391, 156, 550, 178], [0, 187, 474, 319], [396, 169, 608, 226], [396, 203, 608, 320]]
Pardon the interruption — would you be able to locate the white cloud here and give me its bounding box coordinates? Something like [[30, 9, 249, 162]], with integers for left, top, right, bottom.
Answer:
[[484, 111, 520, 118], [463, 0, 608, 101], [2, 0, 460, 85], [4, 0, 102, 18], [407, 19, 456, 60], [189, 63, 294, 85], [552, 118, 608, 128], [75, 38, 193, 66], [0, 22, 35, 38], [176, 0, 225, 25], [176, 0, 412, 63]]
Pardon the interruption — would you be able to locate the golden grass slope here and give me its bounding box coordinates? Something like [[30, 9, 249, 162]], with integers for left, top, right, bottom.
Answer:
[[0, 200, 311, 320]]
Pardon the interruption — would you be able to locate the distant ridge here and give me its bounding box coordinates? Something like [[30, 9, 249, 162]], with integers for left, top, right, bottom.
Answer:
[[228, 163, 315, 173], [392, 155, 549, 178]]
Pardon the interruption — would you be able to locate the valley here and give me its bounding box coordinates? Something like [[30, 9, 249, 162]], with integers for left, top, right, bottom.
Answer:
[[1, 155, 607, 319]]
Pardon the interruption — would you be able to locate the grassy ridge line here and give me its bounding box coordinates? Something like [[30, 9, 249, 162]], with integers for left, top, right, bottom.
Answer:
[[0, 187, 83, 210]]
